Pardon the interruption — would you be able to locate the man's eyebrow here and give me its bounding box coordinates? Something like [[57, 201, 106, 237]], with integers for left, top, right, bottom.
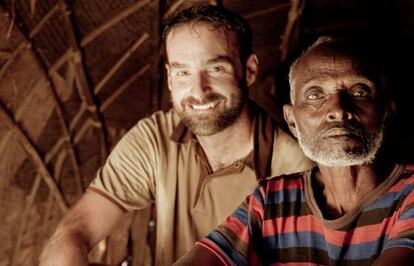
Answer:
[[302, 76, 329, 86], [207, 56, 234, 65], [301, 75, 375, 86], [169, 62, 189, 68], [169, 56, 234, 68]]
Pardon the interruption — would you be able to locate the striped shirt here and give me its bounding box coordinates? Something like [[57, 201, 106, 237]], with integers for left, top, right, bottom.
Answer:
[[198, 164, 414, 265]]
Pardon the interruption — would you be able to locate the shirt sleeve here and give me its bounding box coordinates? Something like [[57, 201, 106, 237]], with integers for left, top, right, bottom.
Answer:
[[384, 175, 414, 250], [88, 118, 159, 211], [197, 185, 266, 266]]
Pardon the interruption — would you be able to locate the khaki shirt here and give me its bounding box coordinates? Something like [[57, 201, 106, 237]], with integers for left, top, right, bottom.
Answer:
[[89, 104, 312, 265]]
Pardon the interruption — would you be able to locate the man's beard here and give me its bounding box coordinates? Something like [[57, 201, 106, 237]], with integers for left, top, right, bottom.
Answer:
[[176, 89, 245, 136], [296, 115, 387, 167]]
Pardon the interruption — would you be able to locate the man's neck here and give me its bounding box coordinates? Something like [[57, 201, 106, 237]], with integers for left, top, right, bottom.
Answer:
[[313, 163, 388, 219], [197, 107, 253, 172]]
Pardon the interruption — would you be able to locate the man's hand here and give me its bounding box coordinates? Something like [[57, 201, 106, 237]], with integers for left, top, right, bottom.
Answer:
[[39, 190, 126, 265], [373, 247, 414, 266]]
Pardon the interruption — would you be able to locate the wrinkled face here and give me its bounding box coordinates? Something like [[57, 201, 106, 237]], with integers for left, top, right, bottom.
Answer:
[[284, 48, 387, 166], [165, 23, 253, 136]]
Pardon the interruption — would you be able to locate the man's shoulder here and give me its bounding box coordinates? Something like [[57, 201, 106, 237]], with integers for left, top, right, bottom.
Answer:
[[261, 170, 309, 190], [397, 164, 414, 186], [266, 170, 308, 182], [137, 109, 179, 126], [403, 164, 414, 175], [131, 109, 180, 134]]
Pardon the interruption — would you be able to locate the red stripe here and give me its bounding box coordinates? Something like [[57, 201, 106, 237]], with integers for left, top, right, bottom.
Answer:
[[405, 164, 414, 170], [248, 249, 261, 265], [223, 216, 250, 243], [387, 176, 414, 192], [389, 217, 414, 239], [267, 176, 303, 192], [262, 214, 400, 245], [197, 240, 232, 266], [400, 191, 414, 207], [249, 193, 264, 220]]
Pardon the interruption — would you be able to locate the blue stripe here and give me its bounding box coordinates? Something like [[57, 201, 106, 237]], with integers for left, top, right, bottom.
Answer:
[[384, 238, 414, 251], [207, 231, 247, 266], [231, 207, 249, 226], [262, 231, 388, 260], [399, 203, 414, 220], [252, 186, 265, 208], [266, 188, 306, 204], [365, 182, 414, 211]]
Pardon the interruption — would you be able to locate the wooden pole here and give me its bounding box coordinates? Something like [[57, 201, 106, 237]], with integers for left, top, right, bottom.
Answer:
[[279, 0, 306, 61], [0, 103, 69, 213], [245, 3, 290, 19], [58, 0, 109, 162]]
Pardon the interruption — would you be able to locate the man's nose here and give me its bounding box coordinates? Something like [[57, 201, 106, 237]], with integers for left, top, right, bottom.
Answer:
[[325, 93, 353, 122], [190, 72, 210, 97]]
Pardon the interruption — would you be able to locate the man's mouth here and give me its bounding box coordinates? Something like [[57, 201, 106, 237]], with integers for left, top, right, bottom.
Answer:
[[323, 127, 360, 139], [190, 101, 219, 110]]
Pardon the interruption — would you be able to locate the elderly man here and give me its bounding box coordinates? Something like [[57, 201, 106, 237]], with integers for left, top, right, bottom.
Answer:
[[39, 4, 311, 266], [174, 36, 414, 265]]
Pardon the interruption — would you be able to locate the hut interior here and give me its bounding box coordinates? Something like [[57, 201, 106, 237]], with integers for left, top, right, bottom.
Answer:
[[0, 0, 413, 265]]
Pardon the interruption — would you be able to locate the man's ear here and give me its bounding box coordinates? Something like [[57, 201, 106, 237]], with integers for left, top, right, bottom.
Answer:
[[165, 64, 172, 91], [387, 99, 397, 120], [245, 54, 259, 86], [283, 104, 298, 138]]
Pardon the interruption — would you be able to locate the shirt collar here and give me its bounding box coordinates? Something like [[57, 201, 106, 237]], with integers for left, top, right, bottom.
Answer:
[[169, 101, 274, 180]]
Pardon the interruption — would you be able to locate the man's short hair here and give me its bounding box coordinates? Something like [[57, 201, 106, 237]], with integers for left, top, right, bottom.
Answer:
[[162, 4, 253, 64], [288, 36, 389, 104]]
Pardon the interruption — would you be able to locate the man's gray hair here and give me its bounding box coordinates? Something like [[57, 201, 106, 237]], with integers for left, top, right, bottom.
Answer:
[[287, 35, 389, 105], [288, 36, 337, 104]]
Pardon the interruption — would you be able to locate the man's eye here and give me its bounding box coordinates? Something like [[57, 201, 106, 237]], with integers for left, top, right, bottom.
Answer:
[[351, 90, 367, 97], [307, 93, 323, 100], [350, 84, 371, 98], [177, 71, 189, 76], [305, 86, 325, 100], [209, 66, 224, 72], [305, 87, 324, 100]]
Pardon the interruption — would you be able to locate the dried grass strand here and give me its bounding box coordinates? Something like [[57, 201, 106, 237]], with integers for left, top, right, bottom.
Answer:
[[94, 32, 149, 94], [163, 0, 185, 19], [73, 118, 102, 145], [29, 3, 63, 38], [10, 174, 42, 266], [81, 0, 152, 47], [100, 63, 150, 112], [0, 41, 29, 80]]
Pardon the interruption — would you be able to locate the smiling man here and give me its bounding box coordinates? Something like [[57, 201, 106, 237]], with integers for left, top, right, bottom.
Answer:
[[39, 4, 311, 266], [175, 36, 414, 265]]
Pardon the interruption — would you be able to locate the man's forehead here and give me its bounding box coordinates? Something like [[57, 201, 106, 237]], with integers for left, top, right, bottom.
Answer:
[[298, 48, 377, 79], [165, 22, 240, 64], [166, 22, 234, 44]]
